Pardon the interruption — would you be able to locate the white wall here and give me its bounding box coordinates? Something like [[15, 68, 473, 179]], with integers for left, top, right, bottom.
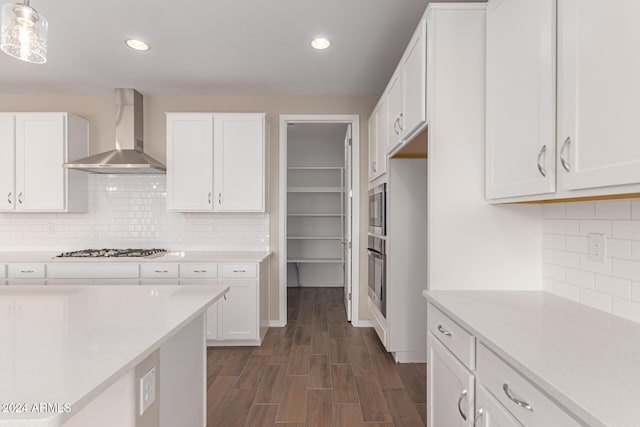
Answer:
[[542, 199, 640, 323], [0, 174, 268, 251]]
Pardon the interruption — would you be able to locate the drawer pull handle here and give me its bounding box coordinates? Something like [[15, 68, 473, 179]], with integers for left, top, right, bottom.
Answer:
[[20, 270, 34, 273], [437, 324, 452, 337], [154, 270, 169, 273], [503, 383, 533, 411], [457, 389, 468, 421], [560, 136, 571, 172], [232, 270, 246, 273], [223, 294, 227, 300], [193, 270, 207, 273], [536, 145, 547, 177], [473, 408, 484, 427]]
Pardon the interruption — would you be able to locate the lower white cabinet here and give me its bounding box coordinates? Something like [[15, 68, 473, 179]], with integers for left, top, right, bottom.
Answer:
[[222, 281, 257, 340], [427, 332, 475, 426], [475, 385, 522, 427]]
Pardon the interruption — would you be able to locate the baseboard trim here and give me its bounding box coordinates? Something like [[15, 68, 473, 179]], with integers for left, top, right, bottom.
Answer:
[[392, 351, 427, 363], [352, 319, 373, 328], [268, 320, 286, 327]]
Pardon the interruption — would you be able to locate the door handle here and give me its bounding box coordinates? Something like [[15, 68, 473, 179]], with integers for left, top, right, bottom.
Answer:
[[560, 137, 571, 172], [536, 145, 547, 177], [457, 389, 468, 421], [398, 113, 404, 131]]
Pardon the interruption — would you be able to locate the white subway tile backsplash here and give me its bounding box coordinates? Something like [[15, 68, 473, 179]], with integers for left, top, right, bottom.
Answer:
[[578, 288, 612, 312], [553, 250, 579, 268], [566, 202, 595, 219], [543, 203, 566, 219], [611, 298, 640, 323], [553, 281, 579, 302], [543, 263, 566, 281], [632, 242, 640, 261], [595, 200, 632, 219], [579, 220, 612, 236], [542, 219, 554, 233], [565, 268, 595, 289], [578, 254, 612, 275], [594, 274, 631, 299], [542, 249, 554, 263], [0, 175, 269, 251], [543, 234, 565, 250], [612, 221, 640, 240], [612, 259, 640, 282], [553, 220, 579, 235], [607, 239, 632, 259], [632, 282, 640, 303], [565, 236, 588, 254], [632, 200, 640, 220]]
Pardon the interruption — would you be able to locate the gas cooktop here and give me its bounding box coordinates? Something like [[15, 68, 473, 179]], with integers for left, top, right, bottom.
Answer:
[[56, 249, 167, 258]]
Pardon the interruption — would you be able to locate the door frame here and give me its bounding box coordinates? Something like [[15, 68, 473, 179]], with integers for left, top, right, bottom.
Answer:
[[278, 114, 362, 327]]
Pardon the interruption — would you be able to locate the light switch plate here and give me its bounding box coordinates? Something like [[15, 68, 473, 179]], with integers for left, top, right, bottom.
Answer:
[[139, 367, 156, 416], [588, 233, 606, 263]]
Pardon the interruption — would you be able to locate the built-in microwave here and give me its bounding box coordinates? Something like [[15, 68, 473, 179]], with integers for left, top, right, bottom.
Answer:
[[367, 235, 386, 318], [369, 183, 386, 236]]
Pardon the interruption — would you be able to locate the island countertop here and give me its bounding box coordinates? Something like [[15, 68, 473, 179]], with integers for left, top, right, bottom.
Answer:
[[423, 290, 640, 427], [0, 284, 228, 426]]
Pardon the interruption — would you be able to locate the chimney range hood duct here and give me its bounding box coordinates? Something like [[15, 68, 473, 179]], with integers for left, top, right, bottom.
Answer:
[[63, 89, 166, 174]]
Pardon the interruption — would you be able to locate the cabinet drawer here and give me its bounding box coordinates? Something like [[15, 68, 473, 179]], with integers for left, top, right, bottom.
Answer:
[[427, 303, 475, 369], [141, 263, 179, 279], [476, 343, 582, 427], [8, 263, 46, 279], [180, 264, 218, 279], [48, 263, 139, 278], [221, 264, 256, 278]]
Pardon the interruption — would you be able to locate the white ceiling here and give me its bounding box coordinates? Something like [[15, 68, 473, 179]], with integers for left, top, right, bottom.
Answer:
[[0, 0, 439, 96]]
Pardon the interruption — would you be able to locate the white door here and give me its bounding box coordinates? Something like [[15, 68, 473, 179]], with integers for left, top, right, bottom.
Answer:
[[0, 114, 15, 211], [343, 125, 353, 321], [427, 333, 475, 427], [475, 385, 523, 427], [15, 113, 66, 211], [166, 113, 214, 211], [386, 71, 404, 153], [214, 114, 265, 212], [558, 0, 640, 190], [402, 18, 427, 138], [485, 0, 556, 200], [222, 281, 258, 340]]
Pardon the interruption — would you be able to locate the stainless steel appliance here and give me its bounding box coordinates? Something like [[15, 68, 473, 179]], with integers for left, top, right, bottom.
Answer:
[[367, 235, 386, 317], [56, 248, 167, 258], [368, 183, 386, 236]]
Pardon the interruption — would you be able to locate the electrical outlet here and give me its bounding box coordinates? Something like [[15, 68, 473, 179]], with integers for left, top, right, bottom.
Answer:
[[139, 367, 156, 416], [588, 233, 606, 263]]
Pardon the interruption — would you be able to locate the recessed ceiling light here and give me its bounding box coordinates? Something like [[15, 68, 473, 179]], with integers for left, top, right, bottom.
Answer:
[[311, 38, 331, 50], [125, 39, 150, 51]]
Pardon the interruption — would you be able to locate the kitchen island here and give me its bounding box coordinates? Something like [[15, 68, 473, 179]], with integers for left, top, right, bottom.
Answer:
[[0, 284, 228, 427]]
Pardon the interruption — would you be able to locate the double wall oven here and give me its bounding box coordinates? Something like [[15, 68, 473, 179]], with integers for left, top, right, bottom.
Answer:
[[368, 183, 386, 317]]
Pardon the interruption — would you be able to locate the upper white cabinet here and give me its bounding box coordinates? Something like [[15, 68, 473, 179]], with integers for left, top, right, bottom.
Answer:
[[0, 113, 88, 212], [558, 0, 640, 190], [402, 18, 427, 139], [485, 0, 556, 200], [386, 71, 404, 153], [213, 114, 265, 212], [166, 112, 266, 212], [368, 99, 387, 181]]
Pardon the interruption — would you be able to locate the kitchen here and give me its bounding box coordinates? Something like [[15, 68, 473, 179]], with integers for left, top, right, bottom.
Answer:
[[1, 0, 640, 426]]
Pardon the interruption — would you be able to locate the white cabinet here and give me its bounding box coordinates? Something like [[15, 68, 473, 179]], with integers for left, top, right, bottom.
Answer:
[[166, 113, 266, 212], [213, 114, 265, 212], [402, 18, 427, 138], [0, 113, 88, 212], [386, 71, 404, 153], [475, 386, 523, 427], [368, 100, 387, 181], [166, 113, 214, 211], [558, 0, 640, 190], [485, 0, 556, 200], [222, 281, 257, 340], [427, 332, 475, 427]]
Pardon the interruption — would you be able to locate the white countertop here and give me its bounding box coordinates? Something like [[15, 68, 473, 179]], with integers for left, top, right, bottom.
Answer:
[[0, 250, 272, 263], [424, 290, 640, 427], [0, 284, 228, 426]]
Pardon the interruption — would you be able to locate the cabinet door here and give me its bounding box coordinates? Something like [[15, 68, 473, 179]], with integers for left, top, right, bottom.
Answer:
[[213, 114, 265, 212], [485, 0, 556, 200], [558, 0, 640, 190], [427, 332, 475, 427], [402, 18, 427, 138], [375, 100, 387, 177], [206, 302, 220, 341], [475, 385, 523, 427], [222, 281, 257, 340], [166, 113, 214, 211], [15, 113, 66, 210], [0, 114, 15, 211], [368, 109, 378, 181], [386, 71, 404, 153]]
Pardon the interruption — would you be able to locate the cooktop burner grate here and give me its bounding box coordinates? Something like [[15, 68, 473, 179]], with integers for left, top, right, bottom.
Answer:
[[56, 248, 167, 258]]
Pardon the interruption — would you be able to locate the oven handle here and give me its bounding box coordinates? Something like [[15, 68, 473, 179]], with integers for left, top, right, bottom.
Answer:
[[367, 248, 385, 257]]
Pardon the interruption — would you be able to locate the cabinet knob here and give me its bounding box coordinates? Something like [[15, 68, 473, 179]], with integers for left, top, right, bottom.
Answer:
[[537, 145, 547, 177], [560, 137, 571, 172]]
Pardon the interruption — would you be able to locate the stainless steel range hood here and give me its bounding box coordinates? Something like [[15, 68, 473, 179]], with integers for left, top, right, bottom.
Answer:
[[64, 89, 166, 174]]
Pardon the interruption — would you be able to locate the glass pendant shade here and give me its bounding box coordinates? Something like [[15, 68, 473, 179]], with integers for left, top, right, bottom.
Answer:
[[1, 1, 47, 64]]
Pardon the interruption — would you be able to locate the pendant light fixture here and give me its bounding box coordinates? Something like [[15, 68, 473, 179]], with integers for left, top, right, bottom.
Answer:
[[1, 0, 47, 64]]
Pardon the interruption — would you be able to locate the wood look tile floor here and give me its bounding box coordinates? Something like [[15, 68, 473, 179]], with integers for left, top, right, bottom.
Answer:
[[206, 287, 426, 427]]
